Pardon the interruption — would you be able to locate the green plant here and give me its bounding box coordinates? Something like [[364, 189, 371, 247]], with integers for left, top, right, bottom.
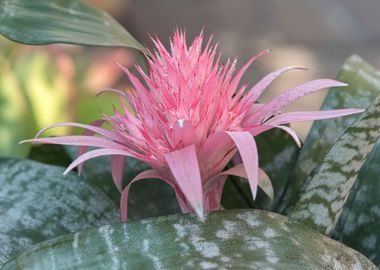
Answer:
[[0, 1, 379, 269]]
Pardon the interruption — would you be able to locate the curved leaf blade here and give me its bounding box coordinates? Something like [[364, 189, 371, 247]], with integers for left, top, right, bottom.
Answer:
[[0, 0, 144, 50], [280, 55, 380, 213], [2, 210, 375, 269], [290, 91, 380, 235], [332, 143, 380, 267], [0, 158, 118, 265]]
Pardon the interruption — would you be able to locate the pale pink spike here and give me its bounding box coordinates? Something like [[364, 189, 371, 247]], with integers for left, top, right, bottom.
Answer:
[[21, 136, 125, 150], [34, 122, 125, 143], [64, 148, 147, 175], [265, 108, 365, 126], [240, 66, 306, 108], [276, 125, 302, 148], [245, 79, 348, 125], [110, 156, 125, 192], [164, 145, 204, 219], [226, 131, 259, 200], [227, 50, 270, 96], [77, 119, 106, 174]]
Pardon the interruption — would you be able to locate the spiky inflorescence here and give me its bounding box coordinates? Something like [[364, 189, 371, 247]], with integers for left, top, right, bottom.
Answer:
[[23, 30, 364, 221]]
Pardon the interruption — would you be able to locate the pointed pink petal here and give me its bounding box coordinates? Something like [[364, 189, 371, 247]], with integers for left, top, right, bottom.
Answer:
[[226, 131, 259, 200], [96, 88, 129, 99], [265, 108, 365, 126], [34, 122, 126, 143], [203, 175, 228, 211], [276, 125, 302, 148], [198, 132, 235, 180], [219, 163, 274, 200], [63, 148, 143, 175], [227, 50, 270, 96], [77, 119, 106, 174], [120, 169, 188, 222], [110, 156, 125, 192], [243, 66, 306, 104], [21, 136, 125, 150], [245, 79, 347, 125], [164, 145, 204, 219]]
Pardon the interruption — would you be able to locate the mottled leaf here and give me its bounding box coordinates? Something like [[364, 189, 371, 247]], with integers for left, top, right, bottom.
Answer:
[[65, 146, 181, 219], [332, 142, 380, 267], [280, 55, 380, 213], [0, 158, 118, 265], [290, 91, 380, 235], [0, 0, 144, 50], [2, 209, 375, 269]]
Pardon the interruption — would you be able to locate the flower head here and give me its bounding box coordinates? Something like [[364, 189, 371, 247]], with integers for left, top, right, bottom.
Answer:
[[23, 30, 364, 221]]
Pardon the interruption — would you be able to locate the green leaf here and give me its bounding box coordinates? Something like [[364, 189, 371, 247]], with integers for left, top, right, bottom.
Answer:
[[65, 146, 181, 219], [2, 209, 376, 269], [0, 0, 144, 50], [290, 90, 380, 235], [280, 55, 380, 213], [0, 158, 118, 265], [222, 129, 299, 211]]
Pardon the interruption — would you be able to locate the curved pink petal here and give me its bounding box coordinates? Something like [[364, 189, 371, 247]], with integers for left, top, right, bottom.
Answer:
[[78, 119, 106, 174], [265, 108, 365, 126], [110, 155, 125, 192], [198, 132, 235, 180], [63, 148, 146, 175], [276, 125, 302, 148], [242, 66, 306, 105], [120, 169, 190, 222], [164, 145, 204, 219], [226, 131, 259, 200], [21, 136, 125, 150], [220, 163, 274, 200], [34, 122, 126, 143], [203, 175, 228, 211], [245, 79, 347, 125], [227, 50, 270, 96]]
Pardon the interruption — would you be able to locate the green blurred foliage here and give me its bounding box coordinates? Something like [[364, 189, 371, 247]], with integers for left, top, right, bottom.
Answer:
[[0, 37, 133, 157]]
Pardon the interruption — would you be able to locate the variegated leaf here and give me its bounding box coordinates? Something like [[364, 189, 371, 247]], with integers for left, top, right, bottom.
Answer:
[[0, 158, 118, 266], [290, 91, 380, 235], [2, 210, 376, 270], [280, 55, 380, 213]]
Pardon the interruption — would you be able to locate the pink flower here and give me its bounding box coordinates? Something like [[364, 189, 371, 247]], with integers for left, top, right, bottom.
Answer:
[[22, 30, 364, 222]]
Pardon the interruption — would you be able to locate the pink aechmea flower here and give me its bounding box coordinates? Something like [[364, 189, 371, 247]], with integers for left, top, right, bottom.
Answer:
[[22, 30, 364, 222]]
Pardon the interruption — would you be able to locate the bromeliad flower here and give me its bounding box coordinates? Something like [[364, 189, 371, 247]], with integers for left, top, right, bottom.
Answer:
[[22, 30, 364, 222]]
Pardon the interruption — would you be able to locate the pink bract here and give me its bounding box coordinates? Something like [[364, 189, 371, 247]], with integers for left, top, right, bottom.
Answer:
[[22, 30, 364, 222]]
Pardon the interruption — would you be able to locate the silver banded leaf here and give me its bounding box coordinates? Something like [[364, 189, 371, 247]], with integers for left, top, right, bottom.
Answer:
[[332, 143, 380, 267], [2, 210, 376, 270], [280, 55, 380, 213], [290, 91, 380, 235], [0, 0, 144, 50], [0, 158, 118, 266]]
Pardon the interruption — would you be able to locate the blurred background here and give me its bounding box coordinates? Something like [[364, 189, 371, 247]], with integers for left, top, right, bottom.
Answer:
[[1, 0, 380, 157]]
